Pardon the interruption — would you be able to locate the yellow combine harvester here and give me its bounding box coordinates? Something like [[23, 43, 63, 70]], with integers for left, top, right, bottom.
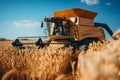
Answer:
[[12, 8, 114, 50]]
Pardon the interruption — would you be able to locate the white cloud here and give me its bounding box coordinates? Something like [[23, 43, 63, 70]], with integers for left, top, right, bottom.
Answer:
[[106, 2, 111, 6], [81, 0, 99, 5], [13, 20, 41, 27]]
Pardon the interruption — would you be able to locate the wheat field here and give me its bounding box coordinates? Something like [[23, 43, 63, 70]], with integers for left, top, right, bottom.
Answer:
[[0, 38, 120, 80]]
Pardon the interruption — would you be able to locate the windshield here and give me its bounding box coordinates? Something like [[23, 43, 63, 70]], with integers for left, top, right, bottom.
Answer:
[[47, 20, 70, 36]]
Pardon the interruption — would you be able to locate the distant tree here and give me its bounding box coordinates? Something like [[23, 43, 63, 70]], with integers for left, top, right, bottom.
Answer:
[[0, 38, 9, 41]]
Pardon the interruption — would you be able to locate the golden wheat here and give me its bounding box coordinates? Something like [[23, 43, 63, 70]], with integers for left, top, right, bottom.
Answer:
[[113, 29, 120, 39], [0, 39, 120, 80], [0, 41, 73, 80], [76, 40, 120, 80]]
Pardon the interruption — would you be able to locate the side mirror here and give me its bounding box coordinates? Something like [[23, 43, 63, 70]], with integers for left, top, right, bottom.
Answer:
[[74, 17, 77, 23], [41, 22, 43, 28]]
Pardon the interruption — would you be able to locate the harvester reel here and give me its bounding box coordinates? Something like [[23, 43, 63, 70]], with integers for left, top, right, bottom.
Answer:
[[35, 38, 45, 48], [12, 39, 25, 49], [12, 38, 51, 49], [35, 38, 51, 49]]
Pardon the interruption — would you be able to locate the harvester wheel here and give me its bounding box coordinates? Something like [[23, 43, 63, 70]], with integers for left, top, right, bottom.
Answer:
[[69, 38, 79, 51], [78, 38, 98, 51]]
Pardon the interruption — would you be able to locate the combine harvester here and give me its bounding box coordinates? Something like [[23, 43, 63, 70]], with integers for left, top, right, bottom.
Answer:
[[12, 8, 116, 50]]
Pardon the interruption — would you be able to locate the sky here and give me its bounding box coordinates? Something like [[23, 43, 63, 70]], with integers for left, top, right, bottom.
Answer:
[[0, 0, 120, 40]]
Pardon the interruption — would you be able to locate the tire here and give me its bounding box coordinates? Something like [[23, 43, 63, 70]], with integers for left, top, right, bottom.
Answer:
[[77, 38, 98, 51]]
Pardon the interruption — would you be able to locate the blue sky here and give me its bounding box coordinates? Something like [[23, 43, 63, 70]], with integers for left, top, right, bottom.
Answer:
[[0, 0, 120, 40]]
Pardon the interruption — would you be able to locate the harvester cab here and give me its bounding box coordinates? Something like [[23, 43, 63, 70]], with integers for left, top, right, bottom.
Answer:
[[12, 8, 114, 50], [44, 17, 70, 37]]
